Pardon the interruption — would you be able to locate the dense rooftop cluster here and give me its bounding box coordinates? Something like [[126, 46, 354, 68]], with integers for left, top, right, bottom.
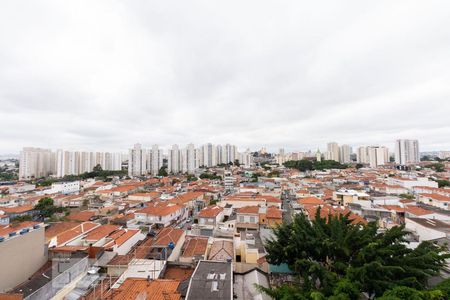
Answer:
[[0, 155, 449, 299]]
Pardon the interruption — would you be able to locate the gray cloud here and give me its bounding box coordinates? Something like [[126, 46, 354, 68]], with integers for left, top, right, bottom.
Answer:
[[1, 0, 450, 154]]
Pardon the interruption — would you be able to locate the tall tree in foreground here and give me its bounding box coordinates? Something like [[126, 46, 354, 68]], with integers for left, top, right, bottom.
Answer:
[[263, 209, 449, 299]]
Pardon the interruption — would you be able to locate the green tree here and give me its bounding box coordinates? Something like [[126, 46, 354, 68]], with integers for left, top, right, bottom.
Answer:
[[186, 174, 198, 182], [378, 286, 444, 300], [284, 160, 314, 171], [263, 209, 449, 299], [425, 163, 445, 172], [284, 160, 347, 172], [35, 197, 65, 218], [199, 172, 221, 180], [93, 164, 103, 172], [399, 193, 415, 199], [434, 179, 450, 188], [158, 166, 168, 177]]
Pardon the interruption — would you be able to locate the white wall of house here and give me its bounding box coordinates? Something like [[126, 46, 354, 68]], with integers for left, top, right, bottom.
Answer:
[[405, 218, 446, 241], [49, 181, 81, 194], [168, 232, 185, 262], [419, 196, 450, 210], [135, 207, 185, 227], [237, 214, 258, 224], [406, 212, 450, 221]]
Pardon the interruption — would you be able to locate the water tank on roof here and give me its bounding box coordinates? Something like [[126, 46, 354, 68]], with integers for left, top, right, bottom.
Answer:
[[168, 242, 175, 249]]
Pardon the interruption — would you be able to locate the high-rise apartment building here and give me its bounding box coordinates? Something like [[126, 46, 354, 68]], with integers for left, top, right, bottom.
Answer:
[[339, 144, 352, 163], [239, 149, 253, 167], [356, 146, 389, 168], [224, 144, 236, 164], [395, 139, 419, 165], [356, 146, 369, 164], [19, 147, 53, 179], [168, 144, 181, 174], [56, 150, 122, 177], [326, 142, 340, 162], [148, 144, 163, 176], [277, 148, 286, 165], [202, 143, 216, 167], [128, 143, 147, 177], [367, 146, 389, 168], [180, 143, 197, 174]]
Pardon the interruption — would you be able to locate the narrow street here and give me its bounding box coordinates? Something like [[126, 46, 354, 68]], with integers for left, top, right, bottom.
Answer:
[[281, 190, 294, 224]]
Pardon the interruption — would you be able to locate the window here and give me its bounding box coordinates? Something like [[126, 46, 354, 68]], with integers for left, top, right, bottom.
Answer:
[[239, 216, 244, 222], [250, 216, 255, 223]]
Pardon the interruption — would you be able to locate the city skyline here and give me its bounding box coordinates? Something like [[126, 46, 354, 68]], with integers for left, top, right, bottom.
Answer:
[[3, 138, 440, 156], [1, 1, 450, 154]]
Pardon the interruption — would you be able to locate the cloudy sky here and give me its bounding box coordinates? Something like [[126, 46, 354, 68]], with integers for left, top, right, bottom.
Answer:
[[1, 1, 450, 154]]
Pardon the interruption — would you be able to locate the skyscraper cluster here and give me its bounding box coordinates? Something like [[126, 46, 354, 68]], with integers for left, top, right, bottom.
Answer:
[[128, 144, 163, 177], [325, 142, 352, 163], [56, 150, 123, 177], [19, 148, 125, 179], [129, 143, 253, 177], [19, 147, 53, 180], [356, 146, 389, 168]]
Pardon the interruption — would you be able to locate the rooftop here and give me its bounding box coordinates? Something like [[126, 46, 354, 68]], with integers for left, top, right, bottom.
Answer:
[[186, 260, 232, 300]]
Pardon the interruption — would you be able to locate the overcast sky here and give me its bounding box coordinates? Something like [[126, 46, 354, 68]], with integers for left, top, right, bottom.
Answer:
[[1, 1, 450, 154]]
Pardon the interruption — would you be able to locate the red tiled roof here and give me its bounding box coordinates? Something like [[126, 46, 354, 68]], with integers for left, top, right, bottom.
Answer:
[[154, 227, 184, 247], [136, 203, 183, 217], [169, 192, 204, 205], [198, 205, 223, 218], [181, 236, 208, 257], [0, 222, 41, 237], [420, 193, 450, 202], [67, 210, 96, 222], [56, 222, 100, 245], [107, 278, 180, 300], [84, 224, 119, 242], [266, 206, 282, 219], [0, 205, 34, 214], [305, 205, 368, 225], [405, 206, 434, 216], [237, 206, 259, 214], [297, 197, 324, 205]]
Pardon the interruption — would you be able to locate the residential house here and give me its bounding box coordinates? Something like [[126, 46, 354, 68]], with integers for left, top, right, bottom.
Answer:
[[180, 236, 209, 263], [418, 193, 450, 210], [134, 203, 185, 227], [236, 206, 259, 231], [151, 227, 186, 261], [198, 205, 224, 227], [208, 239, 234, 262]]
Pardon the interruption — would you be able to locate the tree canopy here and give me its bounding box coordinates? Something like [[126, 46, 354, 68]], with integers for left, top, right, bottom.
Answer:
[[425, 163, 446, 172], [158, 166, 168, 177], [284, 160, 348, 172], [434, 179, 450, 188], [35, 197, 66, 219], [199, 172, 221, 180], [263, 209, 450, 299]]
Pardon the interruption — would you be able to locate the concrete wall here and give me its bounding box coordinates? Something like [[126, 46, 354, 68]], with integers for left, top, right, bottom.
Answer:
[[25, 257, 88, 300], [0, 227, 47, 292]]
